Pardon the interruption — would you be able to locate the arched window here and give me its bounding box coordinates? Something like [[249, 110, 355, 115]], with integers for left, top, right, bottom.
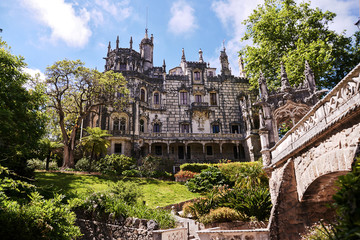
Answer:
[[153, 92, 160, 105], [180, 91, 188, 105], [113, 118, 119, 130], [194, 71, 200, 81], [153, 123, 161, 133], [140, 89, 146, 102], [120, 117, 126, 131], [140, 119, 145, 133], [195, 94, 202, 103]]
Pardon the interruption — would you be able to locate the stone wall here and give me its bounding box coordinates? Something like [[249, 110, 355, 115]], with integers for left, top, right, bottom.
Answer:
[[76, 217, 159, 240], [197, 227, 269, 240]]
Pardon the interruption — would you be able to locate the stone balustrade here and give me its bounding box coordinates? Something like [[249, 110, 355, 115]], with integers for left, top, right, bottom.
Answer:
[[197, 227, 269, 240], [141, 132, 245, 140], [269, 63, 360, 166], [153, 227, 188, 240]]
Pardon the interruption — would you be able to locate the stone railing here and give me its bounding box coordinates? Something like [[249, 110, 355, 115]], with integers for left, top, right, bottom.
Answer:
[[140, 132, 244, 140], [153, 227, 188, 240], [197, 227, 269, 240], [108, 130, 131, 136], [269, 63, 360, 166]]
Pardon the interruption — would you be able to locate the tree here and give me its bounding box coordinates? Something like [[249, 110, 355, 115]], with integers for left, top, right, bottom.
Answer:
[[45, 60, 128, 169], [240, 0, 360, 90], [39, 139, 63, 171], [79, 127, 111, 165], [0, 38, 46, 176]]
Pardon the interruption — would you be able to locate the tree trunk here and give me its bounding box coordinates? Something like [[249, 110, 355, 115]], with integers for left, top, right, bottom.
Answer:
[[45, 151, 51, 171], [62, 144, 75, 169]]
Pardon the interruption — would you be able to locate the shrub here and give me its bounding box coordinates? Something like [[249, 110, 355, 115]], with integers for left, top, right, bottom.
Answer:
[[75, 157, 99, 172], [300, 221, 334, 240], [181, 201, 197, 218], [186, 167, 232, 193], [180, 163, 211, 173], [174, 170, 197, 179], [199, 207, 242, 225], [27, 158, 45, 170], [218, 161, 260, 183], [150, 171, 174, 180], [140, 155, 162, 177], [99, 154, 136, 175], [234, 162, 268, 189], [122, 169, 141, 177]]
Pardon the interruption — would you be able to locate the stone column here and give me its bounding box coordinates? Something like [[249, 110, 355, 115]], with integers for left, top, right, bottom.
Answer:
[[148, 144, 152, 155], [134, 101, 139, 135]]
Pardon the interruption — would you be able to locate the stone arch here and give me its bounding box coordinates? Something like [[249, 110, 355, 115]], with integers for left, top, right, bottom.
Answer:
[[140, 87, 147, 102]]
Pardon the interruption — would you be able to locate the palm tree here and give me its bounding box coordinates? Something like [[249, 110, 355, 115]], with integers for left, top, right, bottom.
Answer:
[[40, 139, 63, 171], [80, 127, 111, 166]]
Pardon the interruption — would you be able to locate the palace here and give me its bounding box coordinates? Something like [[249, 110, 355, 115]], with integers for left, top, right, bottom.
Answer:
[[88, 30, 261, 171]]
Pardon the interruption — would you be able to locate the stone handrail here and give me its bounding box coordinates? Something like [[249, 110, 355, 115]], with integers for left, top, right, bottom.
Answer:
[[153, 227, 187, 240], [269, 63, 360, 166], [140, 132, 245, 140]]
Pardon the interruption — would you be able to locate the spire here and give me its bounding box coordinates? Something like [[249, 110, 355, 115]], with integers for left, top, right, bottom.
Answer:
[[145, 28, 148, 39], [151, 34, 153, 43], [280, 62, 291, 92], [199, 48, 203, 63], [130, 36, 133, 49], [258, 71, 269, 100], [238, 55, 246, 78], [304, 60, 316, 92], [107, 41, 111, 54], [116, 36, 119, 49], [162, 59, 166, 73], [222, 39, 226, 51], [181, 48, 186, 62]]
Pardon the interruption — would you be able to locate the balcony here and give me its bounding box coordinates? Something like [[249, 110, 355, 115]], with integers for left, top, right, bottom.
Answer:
[[108, 130, 131, 137], [140, 132, 244, 141], [191, 102, 209, 110]]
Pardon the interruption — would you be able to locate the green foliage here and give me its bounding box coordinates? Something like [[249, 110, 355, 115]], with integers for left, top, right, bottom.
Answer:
[[186, 167, 232, 193], [70, 181, 175, 229], [74, 157, 99, 172], [122, 169, 141, 177], [329, 158, 360, 239], [149, 171, 174, 181], [241, 0, 360, 90], [0, 38, 46, 176], [174, 170, 197, 179], [140, 155, 162, 177], [180, 163, 211, 173], [234, 162, 268, 189], [301, 222, 334, 240], [0, 165, 81, 240], [38, 139, 63, 171], [79, 127, 111, 164], [199, 207, 243, 225], [27, 158, 59, 171], [44, 59, 129, 168], [99, 154, 136, 175], [218, 161, 262, 183]]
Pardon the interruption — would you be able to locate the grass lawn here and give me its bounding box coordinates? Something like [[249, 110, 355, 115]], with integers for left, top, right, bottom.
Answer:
[[34, 171, 199, 208]]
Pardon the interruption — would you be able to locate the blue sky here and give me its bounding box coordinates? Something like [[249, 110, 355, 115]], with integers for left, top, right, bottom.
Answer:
[[1, 0, 359, 79]]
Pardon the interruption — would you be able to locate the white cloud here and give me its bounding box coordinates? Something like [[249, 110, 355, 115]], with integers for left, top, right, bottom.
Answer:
[[168, 0, 198, 35], [23, 68, 46, 82], [22, 0, 92, 48], [211, 0, 358, 76], [211, 0, 263, 76], [94, 0, 132, 21]]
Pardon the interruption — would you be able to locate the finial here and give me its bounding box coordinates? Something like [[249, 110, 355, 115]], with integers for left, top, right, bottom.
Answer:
[[151, 34, 153, 43], [258, 71, 269, 100], [181, 48, 186, 62], [238, 55, 245, 78], [304, 60, 316, 92], [130, 36, 133, 49], [199, 48, 203, 63], [280, 62, 291, 91], [162, 59, 166, 72], [145, 28, 148, 39], [116, 36, 119, 49], [222, 39, 226, 51], [108, 41, 111, 53]]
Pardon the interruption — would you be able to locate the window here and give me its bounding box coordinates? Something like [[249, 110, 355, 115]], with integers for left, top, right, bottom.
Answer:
[[208, 71, 214, 77], [180, 124, 190, 133], [154, 92, 160, 105], [187, 146, 191, 159], [153, 123, 161, 133], [155, 145, 162, 155], [115, 143, 122, 154], [210, 93, 217, 105], [212, 124, 220, 133], [194, 71, 200, 81], [195, 94, 202, 103], [113, 118, 119, 130], [120, 117, 126, 131], [139, 119, 144, 133], [120, 63, 126, 70], [180, 92, 188, 105], [231, 125, 239, 133], [140, 89, 146, 102], [178, 146, 184, 159], [206, 146, 213, 155]]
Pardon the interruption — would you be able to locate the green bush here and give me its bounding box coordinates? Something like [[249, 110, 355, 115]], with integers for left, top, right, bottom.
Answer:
[[140, 155, 162, 177], [186, 167, 232, 193], [181, 201, 197, 218], [180, 163, 212, 173], [150, 171, 174, 180], [27, 158, 59, 171], [122, 169, 141, 177], [75, 157, 99, 172], [218, 161, 262, 183], [99, 154, 136, 175], [0, 165, 81, 240], [300, 222, 334, 240], [199, 207, 243, 225]]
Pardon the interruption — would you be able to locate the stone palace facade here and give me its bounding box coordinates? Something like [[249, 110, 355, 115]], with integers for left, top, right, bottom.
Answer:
[[87, 30, 261, 171]]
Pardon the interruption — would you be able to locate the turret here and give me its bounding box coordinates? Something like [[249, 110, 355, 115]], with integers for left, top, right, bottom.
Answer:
[[199, 48, 203, 63], [140, 29, 154, 71], [181, 48, 187, 74], [130, 36, 133, 50], [220, 43, 231, 76], [107, 41, 111, 55], [116, 36, 119, 50], [162, 59, 166, 73]]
